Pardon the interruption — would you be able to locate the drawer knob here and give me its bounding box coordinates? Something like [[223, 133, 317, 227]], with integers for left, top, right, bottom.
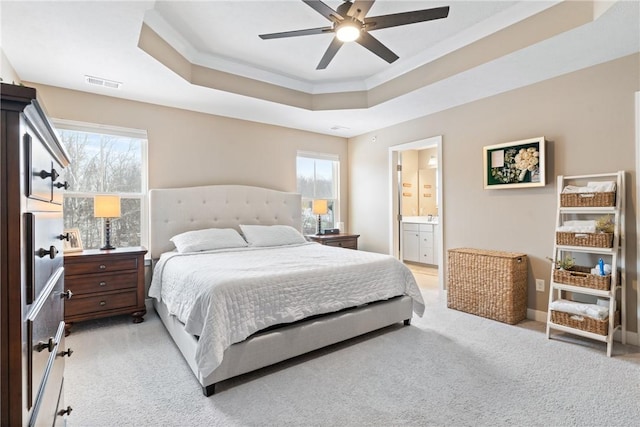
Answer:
[[99, 281, 107, 287], [99, 301, 106, 306], [37, 245, 58, 259], [99, 264, 107, 270], [60, 348, 74, 358], [35, 337, 56, 353], [61, 290, 73, 300], [58, 232, 70, 241], [38, 168, 59, 181], [58, 406, 73, 417], [54, 181, 69, 190]]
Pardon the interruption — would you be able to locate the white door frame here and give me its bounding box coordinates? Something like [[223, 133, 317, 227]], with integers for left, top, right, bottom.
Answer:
[[388, 136, 444, 290]]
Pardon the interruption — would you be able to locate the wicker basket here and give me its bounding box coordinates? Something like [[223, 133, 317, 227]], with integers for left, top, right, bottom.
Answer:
[[560, 191, 615, 207], [447, 248, 527, 325], [556, 232, 613, 248], [553, 265, 612, 291], [551, 310, 620, 335]]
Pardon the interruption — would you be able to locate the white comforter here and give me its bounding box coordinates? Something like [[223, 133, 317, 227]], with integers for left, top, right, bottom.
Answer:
[[149, 242, 424, 377]]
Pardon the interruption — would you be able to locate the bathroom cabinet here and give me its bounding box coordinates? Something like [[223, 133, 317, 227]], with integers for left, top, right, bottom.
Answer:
[[402, 222, 437, 265]]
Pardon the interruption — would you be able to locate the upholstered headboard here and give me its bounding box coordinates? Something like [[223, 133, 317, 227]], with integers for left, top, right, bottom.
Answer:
[[149, 185, 301, 258]]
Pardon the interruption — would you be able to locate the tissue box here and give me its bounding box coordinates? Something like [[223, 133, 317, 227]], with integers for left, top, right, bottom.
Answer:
[[447, 248, 527, 324]]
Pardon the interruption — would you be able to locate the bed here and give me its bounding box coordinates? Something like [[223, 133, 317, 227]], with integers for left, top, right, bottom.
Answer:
[[149, 184, 424, 396]]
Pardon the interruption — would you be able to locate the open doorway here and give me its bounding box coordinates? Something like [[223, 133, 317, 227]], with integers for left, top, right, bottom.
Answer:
[[389, 136, 444, 290]]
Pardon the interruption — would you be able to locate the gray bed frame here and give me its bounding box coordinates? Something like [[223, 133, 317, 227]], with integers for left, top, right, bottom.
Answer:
[[149, 184, 413, 396]]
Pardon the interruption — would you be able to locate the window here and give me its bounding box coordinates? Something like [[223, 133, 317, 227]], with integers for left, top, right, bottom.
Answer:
[[296, 152, 340, 235], [54, 120, 148, 250]]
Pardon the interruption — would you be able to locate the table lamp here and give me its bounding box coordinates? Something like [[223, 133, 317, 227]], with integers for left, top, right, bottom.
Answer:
[[94, 195, 121, 250], [312, 199, 328, 235]]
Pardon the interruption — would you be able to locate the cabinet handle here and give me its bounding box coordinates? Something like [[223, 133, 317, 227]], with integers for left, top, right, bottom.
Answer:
[[35, 337, 56, 353], [58, 406, 73, 417], [54, 181, 69, 190], [99, 301, 106, 306], [60, 348, 74, 358], [99, 281, 107, 287], [99, 264, 107, 270], [38, 168, 59, 181], [37, 246, 58, 259], [61, 290, 73, 300], [58, 232, 70, 241]]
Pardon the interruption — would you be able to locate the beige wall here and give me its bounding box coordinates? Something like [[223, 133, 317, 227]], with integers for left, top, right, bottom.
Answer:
[[24, 84, 349, 224], [348, 54, 639, 332]]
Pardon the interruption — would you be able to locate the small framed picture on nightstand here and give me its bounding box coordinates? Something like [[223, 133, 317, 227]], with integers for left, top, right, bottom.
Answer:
[[63, 228, 83, 253]]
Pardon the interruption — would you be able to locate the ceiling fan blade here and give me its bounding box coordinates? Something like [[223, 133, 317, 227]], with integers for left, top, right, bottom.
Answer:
[[259, 26, 333, 40], [347, 0, 375, 21], [365, 6, 450, 31], [303, 0, 343, 21], [355, 31, 398, 64], [317, 37, 344, 69]]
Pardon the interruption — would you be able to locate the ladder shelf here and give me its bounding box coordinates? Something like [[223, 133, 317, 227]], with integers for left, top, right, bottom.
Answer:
[[546, 171, 626, 357]]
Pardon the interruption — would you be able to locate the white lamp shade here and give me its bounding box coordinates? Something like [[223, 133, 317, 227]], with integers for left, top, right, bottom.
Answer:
[[312, 199, 328, 215], [94, 195, 121, 218]]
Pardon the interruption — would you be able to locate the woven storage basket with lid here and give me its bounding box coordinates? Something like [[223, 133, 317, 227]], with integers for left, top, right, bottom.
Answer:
[[447, 248, 527, 325]]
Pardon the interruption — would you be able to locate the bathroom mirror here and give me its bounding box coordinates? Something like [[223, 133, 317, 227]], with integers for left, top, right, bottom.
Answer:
[[400, 147, 438, 218]]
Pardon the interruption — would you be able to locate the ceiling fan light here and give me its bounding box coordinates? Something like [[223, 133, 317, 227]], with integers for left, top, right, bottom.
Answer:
[[336, 23, 360, 42]]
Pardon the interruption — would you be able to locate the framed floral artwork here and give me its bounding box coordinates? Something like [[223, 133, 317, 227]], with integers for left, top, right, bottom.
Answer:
[[483, 137, 546, 189]]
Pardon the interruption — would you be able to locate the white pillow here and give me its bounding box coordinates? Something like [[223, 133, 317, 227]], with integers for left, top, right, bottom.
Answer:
[[170, 228, 248, 253], [239, 225, 306, 247]]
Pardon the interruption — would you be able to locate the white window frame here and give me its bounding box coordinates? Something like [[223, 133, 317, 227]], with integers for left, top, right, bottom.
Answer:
[[52, 119, 149, 250]]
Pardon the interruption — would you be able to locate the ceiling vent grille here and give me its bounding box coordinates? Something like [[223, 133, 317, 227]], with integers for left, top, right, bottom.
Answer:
[[84, 75, 122, 89]]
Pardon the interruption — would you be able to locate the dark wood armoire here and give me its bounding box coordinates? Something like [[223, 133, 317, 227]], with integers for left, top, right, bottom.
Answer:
[[1, 83, 72, 426]]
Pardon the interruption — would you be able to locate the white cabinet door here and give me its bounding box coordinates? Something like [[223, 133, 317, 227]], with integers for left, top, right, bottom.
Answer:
[[402, 229, 420, 262]]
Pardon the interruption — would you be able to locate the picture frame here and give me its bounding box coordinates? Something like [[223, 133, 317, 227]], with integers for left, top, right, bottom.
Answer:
[[63, 228, 83, 253], [483, 137, 546, 189]]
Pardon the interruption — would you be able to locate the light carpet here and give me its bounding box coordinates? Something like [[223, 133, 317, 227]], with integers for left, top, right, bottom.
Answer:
[[65, 287, 640, 427]]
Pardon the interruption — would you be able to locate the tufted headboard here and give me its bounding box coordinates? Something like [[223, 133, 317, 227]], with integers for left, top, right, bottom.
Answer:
[[149, 185, 301, 259]]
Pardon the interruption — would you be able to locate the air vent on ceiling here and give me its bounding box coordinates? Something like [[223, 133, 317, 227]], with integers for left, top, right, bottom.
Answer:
[[84, 75, 122, 89], [330, 125, 350, 131]]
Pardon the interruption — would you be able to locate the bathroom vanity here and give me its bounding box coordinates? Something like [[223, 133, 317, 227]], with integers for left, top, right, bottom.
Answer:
[[402, 217, 439, 265]]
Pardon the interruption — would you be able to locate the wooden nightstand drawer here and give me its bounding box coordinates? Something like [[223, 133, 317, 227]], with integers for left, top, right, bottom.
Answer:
[[307, 233, 360, 250], [325, 239, 357, 249], [65, 290, 137, 317], [65, 257, 138, 276], [65, 271, 138, 295]]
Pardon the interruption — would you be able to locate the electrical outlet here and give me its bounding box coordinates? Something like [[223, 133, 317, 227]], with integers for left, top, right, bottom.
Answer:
[[536, 279, 545, 292]]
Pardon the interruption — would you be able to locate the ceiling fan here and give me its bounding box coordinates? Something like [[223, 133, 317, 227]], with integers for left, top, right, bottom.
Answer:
[[259, 0, 450, 70]]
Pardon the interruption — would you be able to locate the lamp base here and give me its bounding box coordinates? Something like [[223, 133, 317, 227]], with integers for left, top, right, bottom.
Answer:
[[101, 218, 116, 250]]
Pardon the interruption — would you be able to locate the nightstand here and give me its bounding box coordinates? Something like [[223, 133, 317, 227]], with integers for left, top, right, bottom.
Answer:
[[307, 233, 360, 250], [64, 247, 147, 335]]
